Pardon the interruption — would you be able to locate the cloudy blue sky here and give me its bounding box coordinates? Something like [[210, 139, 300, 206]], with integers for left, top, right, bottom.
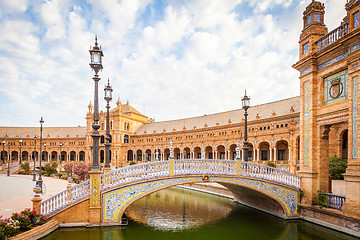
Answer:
[[0, 0, 347, 127]]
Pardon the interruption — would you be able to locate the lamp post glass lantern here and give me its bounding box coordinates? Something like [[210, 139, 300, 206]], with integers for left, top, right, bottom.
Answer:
[[89, 36, 104, 172], [104, 78, 113, 169], [242, 90, 250, 162]]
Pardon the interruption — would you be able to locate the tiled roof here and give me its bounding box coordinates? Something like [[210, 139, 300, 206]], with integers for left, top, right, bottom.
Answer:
[[0, 127, 86, 139], [135, 96, 300, 134], [110, 101, 146, 117]]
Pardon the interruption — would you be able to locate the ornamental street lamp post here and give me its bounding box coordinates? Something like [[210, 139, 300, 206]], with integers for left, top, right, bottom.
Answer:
[[39, 117, 44, 191], [241, 90, 251, 162], [7, 142, 10, 176], [116, 153, 118, 169], [33, 136, 37, 181], [19, 139, 22, 165], [104, 79, 113, 169], [89, 36, 104, 172], [2, 140, 5, 164]]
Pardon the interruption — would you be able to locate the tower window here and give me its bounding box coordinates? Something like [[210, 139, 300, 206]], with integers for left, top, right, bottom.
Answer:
[[303, 42, 309, 55], [306, 15, 312, 26], [354, 11, 359, 28], [314, 14, 321, 23]]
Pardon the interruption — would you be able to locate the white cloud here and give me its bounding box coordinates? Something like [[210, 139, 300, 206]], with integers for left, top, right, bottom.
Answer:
[[0, 0, 28, 14]]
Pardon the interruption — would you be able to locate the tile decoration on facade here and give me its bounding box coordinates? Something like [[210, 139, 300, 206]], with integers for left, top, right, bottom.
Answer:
[[92, 177, 98, 205], [350, 43, 360, 53], [323, 70, 348, 106], [301, 67, 311, 76], [353, 77, 358, 159], [102, 176, 299, 222], [317, 52, 348, 70], [304, 82, 310, 167], [169, 157, 175, 176], [354, 11, 359, 28]]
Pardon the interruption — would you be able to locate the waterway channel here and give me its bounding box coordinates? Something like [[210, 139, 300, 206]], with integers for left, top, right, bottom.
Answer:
[[42, 187, 358, 240]]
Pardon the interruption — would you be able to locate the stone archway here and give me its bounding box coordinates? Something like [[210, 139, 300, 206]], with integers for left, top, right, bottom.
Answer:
[[145, 149, 151, 161], [275, 140, 289, 162], [194, 147, 201, 159], [136, 150, 142, 161], [340, 129, 348, 160], [217, 145, 226, 159], [164, 148, 170, 160], [174, 148, 180, 159], [51, 151, 58, 161], [205, 146, 213, 159], [229, 144, 236, 160], [259, 141, 270, 161], [79, 151, 85, 161], [127, 150, 133, 161], [183, 147, 191, 159]]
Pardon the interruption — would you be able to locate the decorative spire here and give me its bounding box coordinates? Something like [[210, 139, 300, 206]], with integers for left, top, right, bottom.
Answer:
[[155, 149, 159, 161], [95, 35, 98, 46], [236, 141, 240, 160], [169, 139, 174, 159], [88, 101, 93, 114], [116, 96, 121, 107]]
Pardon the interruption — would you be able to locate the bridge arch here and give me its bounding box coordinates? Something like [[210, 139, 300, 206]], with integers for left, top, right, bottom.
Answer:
[[42, 160, 300, 225], [102, 176, 298, 223]]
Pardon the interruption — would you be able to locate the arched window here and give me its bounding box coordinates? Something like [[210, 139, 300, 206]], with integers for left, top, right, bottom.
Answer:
[[124, 135, 129, 143]]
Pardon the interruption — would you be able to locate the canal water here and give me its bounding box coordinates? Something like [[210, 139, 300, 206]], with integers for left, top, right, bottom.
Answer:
[[42, 187, 357, 240]]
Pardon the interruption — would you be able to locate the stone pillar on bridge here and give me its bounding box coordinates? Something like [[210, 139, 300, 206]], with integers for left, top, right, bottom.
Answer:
[[89, 170, 102, 225]]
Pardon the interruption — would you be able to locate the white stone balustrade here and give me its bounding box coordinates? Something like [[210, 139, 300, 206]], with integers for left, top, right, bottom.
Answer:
[[40, 179, 90, 217]]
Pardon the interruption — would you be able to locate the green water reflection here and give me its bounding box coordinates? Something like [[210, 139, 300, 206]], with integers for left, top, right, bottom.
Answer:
[[42, 187, 357, 240]]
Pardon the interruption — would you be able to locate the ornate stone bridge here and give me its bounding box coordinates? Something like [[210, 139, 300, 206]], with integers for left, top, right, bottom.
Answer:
[[39, 159, 301, 225]]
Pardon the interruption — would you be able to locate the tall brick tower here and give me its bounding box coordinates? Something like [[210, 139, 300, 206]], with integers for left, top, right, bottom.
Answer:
[[294, 0, 360, 219]]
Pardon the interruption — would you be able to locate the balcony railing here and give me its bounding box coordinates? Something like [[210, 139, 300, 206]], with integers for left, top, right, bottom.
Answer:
[[324, 193, 346, 210], [315, 21, 350, 51]]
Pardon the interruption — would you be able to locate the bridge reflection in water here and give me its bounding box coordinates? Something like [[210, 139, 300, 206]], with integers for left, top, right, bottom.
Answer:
[[125, 187, 234, 231], [43, 187, 357, 240]]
